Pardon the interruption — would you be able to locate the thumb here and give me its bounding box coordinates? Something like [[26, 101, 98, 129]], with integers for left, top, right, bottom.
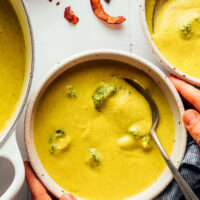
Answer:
[[183, 109, 200, 146], [59, 194, 77, 200], [24, 162, 52, 200]]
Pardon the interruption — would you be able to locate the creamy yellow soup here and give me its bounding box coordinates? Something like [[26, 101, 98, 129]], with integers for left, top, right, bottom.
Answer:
[[0, 0, 26, 132], [146, 0, 200, 79], [34, 60, 175, 200]]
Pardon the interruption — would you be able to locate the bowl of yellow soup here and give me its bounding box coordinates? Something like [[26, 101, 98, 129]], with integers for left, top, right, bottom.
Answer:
[[25, 49, 186, 200], [140, 0, 200, 86], [0, 0, 34, 199]]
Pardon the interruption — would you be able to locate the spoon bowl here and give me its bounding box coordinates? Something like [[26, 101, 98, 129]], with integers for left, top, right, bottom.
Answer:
[[124, 78, 159, 130]]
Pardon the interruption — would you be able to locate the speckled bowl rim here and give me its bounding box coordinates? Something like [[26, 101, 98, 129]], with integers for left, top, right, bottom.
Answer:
[[139, 0, 200, 86], [25, 49, 187, 200]]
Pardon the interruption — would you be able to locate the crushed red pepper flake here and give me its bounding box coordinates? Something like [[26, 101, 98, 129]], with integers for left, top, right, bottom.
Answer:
[[64, 6, 79, 24], [49, 0, 53, 2], [56, 1, 60, 5], [104, 0, 110, 3], [90, 0, 125, 24]]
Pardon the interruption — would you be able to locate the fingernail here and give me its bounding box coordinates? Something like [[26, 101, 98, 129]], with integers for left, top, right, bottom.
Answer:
[[60, 194, 77, 200], [183, 110, 199, 126]]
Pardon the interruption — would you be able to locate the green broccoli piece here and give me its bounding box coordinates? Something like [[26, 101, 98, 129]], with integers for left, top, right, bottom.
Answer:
[[49, 129, 71, 155], [49, 129, 65, 143], [66, 85, 77, 97], [180, 23, 192, 38], [128, 125, 144, 139], [196, 17, 200, 23], [88, 148, 100, 166], [92, 84, 117, 109], [142, 136, 152, 150], [126, 125, 153, 151]]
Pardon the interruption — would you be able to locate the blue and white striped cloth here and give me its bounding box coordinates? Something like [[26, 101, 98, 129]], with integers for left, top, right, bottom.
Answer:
[[156, 135, 200, 200]]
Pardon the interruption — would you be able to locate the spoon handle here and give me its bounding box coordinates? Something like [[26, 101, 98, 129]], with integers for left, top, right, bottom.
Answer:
[[150, 130, 199, 200]]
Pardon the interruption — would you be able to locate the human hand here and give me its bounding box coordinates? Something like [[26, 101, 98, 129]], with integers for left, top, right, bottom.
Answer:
[[24, 162, 77, 200], [169, 75, 200, 146]]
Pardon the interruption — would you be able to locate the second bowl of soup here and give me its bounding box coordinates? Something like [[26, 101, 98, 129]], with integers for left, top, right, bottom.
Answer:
[[140, 0, 200, 86], [25, 50, 187, 200]]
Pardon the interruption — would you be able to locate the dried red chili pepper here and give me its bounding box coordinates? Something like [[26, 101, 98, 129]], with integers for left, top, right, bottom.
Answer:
[[64, 6, 79, 24], [90, 0, 125, 24]]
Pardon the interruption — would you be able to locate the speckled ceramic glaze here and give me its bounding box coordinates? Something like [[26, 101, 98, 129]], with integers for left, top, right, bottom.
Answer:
[[139, 0, 200, 86], [25, 50, 187, 200]]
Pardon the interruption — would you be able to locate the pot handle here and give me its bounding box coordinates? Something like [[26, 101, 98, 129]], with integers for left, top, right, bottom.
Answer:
[[0, 131, 25, 200]]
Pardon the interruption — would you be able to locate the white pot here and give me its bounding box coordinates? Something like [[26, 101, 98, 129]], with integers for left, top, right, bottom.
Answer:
[[25, 49, 187, 200], [0, 0, 34, 199], [139, 0, 200, 86]]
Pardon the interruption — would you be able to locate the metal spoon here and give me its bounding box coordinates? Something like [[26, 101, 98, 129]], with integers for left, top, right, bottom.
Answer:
[[124, 78, 199, 200]]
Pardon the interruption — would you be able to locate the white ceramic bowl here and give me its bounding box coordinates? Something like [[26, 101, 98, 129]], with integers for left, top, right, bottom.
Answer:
[[139, 0, 200, 86], [25, 49, 187, 200]]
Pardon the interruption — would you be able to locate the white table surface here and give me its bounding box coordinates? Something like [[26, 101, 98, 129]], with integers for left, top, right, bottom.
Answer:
[[2, 0, 167, 199]]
